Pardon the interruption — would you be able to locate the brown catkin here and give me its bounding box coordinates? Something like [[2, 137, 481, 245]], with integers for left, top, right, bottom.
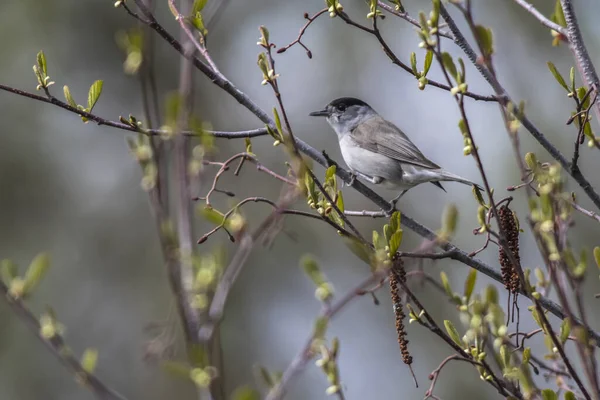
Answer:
[[389, 255, 412, 365], [498, 205, 521, 294]]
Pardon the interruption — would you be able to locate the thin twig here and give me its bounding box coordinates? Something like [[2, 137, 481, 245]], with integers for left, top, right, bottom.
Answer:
[[0, 281, 127, 400], [511, 0, 568, 38], [377, 1, 453, 40], [438, 3, 600, 212]]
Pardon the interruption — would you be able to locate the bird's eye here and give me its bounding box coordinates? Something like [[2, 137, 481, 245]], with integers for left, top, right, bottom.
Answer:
[[337, 103, 347, 112]]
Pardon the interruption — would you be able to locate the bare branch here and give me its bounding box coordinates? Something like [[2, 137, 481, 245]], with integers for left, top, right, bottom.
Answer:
[[511, 0, 568, 38], [0, 281, 127, 400]]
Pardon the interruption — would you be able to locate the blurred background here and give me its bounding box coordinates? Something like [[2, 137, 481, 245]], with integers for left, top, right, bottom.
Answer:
[[1, 0, 600, 399]]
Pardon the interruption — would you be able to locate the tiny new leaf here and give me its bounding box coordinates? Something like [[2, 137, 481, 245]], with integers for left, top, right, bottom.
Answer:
[[37, 50, 48, 76], [443, 320, 462, 347], [423, 50, 433, 76], [464, 269, 477, 303], [192, 0, 208, 14], [547, 62, 568, 91], [87, 80, 103, 111], [63, 86, 77, 108], [441, 52, 458, 82]]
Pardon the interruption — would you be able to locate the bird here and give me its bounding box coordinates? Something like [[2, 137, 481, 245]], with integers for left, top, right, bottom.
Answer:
[[309, 97, 481, 208]]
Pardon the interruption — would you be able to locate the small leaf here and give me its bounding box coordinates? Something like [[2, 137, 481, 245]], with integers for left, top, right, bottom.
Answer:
[[81, 348, 98, 374], [440, 271, 453, 297], [547, 62, 568, 91], [441, 52, 457, 81], [37, 51, 48, 76], [541, 389, 558, 400], [1, 259, 17, 284], [325, 165, 336, 181], [162, 361, 192, 378], [444, 320, 462, 347], [342, 236, 372, 264], [569, 67, 575, 91], [301, 255, 325, 285], [273, 108, 283, 137], [474, 25, 494, 57], [464, 269, 477, 303], [423, 50, 433, 76], [23, 253, 50, 294], [231, 387, 260, 400], [390, 211, 401, 233], [63, 85, 77, 108], [472, 185, 485, 207], [192, 0, 209, 14], [442, 204, 459, 237], [522, 347, 531, 365], [559, 318, 571, 344], [336, 190, 345, 213], [389, 230, 403, 256], [410, 52, 418, 76], [593, 246, 600, 269], [87, 80, 103, 111], [200, 206, 225, 225], [564, 391, 576, 400]]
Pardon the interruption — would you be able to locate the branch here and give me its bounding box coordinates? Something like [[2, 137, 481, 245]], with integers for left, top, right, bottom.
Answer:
[[437, 3, 600, 211], [265, 267, 390, 400], [0, 281, 127, 400], [560, 0, 600, 120], [377, 1, 454, 40], [0, 83, 268, 139], [511, 0, 568, 38]]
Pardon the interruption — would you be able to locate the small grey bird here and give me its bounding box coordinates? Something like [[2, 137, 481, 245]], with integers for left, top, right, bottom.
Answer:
[[309, 97, 481, 206]]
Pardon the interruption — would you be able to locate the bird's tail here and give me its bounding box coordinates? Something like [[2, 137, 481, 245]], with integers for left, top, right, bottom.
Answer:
[[436, 169, 483, 190]]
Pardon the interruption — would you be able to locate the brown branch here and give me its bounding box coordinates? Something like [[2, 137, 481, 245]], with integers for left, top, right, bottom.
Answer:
[[277, 8, 328, 58]]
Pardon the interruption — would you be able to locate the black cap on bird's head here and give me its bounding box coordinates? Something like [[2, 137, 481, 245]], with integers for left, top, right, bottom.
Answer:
[[309, 97, 372, 117]]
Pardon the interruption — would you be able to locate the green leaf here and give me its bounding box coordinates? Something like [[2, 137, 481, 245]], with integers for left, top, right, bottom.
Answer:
[[313, 316, 328, 340], [559, 318, 571, 344], [273, 107, 283, 137], [191, 14, 208, 36], [200, 206, 225, 225], [522, 347, 531, 365], [569, 67, 575, 91], [464, 269, 477, 303], [301, 255, 325, 285], [87, 80, 103, 111], [564, 391, 576, 400], [342, 236, 372, 264], [474, 25, 494, 57], [336, 190, 345, 213], [23, 253, 50, 294], [443, 320, 462, 347], [547, 62, 568, 91], [551, 0, 566, 26], [472, 185, 486, 207], [593, 246, 600, 269], [389, 230, 403, 256], [541, 389, 558, 400], [499, 345, 510, 369], [325, 165, 336, 181], [63, 85, 77, 108], [441, 53, 457, 80], [440, 271, 453, 297], [423, 50, 433, 76], [410, 52, 418, 76], [442, 204, 459, 237], [390, 211, 401, 233], [192, 0, 209, 14], [81, 348, 98, 373], [232, 387, 260, 400], [1, 259, 17, 284], [37, 51, 48, 76], [162, 361, 191, 379]]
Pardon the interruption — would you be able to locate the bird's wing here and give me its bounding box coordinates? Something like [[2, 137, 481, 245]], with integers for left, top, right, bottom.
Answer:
[[350, 116, 441, 170]]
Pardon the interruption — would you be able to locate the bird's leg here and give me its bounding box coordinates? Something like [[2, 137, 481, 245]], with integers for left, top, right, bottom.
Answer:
[[385, 190, 408, 215]]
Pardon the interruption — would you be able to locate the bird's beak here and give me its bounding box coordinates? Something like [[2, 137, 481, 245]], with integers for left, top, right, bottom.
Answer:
[[309, 108, 328, 117]]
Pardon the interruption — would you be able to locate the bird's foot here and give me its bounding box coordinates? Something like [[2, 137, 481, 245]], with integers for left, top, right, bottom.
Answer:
[[347, 172, 357, 187], [322, 150, 336, 167]]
